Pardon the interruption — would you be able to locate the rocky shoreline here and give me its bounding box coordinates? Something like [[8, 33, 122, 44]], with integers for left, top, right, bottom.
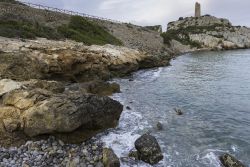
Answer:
[[0, 136, 104, 167], [0, 36, 170, 167], [1, 8, 250, 166]]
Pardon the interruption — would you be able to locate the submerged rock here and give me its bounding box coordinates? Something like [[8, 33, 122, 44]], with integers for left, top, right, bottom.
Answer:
[[126, 106, 132, 110], [174, 108, 183, 115], [134, 134, 163, 165], [156, 122, 163, 130], [219, 153, 246, 167], [103, 148, 120, 167], [128, 149, 139, 160]]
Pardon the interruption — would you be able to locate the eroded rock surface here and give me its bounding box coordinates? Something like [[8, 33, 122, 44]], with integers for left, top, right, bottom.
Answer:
[[0, 37, 170, 82], [166, 16, 250, 53], [0, 79, 123, 147]]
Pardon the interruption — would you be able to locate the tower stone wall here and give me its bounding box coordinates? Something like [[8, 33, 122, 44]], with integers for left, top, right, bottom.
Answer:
[[195, 2, 201, 17]]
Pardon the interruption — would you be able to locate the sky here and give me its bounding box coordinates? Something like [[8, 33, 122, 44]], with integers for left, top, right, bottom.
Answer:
[[19, 0, 250, 30]]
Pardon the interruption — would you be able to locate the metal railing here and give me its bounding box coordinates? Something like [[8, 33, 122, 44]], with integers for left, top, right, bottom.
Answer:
[[18, 1, 123, 24]]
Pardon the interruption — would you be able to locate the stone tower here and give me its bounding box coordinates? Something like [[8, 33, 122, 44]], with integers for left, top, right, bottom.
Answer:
[[195, 2, 201, 17]]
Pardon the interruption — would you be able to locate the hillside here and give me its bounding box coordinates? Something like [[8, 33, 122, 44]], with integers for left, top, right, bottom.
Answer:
[[0, 0, 167, 55], [0, 1, 122, 45], [162, 15, 250, 53]]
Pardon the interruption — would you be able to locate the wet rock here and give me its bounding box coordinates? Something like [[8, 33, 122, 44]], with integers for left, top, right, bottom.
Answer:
[[128, 79, 134, 81], [126, 106, 132, 110], [103, 148, 120, 167], [134, 134, 163, 165], [128, 150, 139, 160], [174, 108, 183, 115], [156, 122, 163, 130], [219, 153, 245, 167]]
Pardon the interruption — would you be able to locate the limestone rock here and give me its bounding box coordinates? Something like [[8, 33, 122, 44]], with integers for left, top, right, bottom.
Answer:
[[134, 134, 163, 165], [17, 89, 123, 137], [0, 84, 123, 144], [2, 118, 20, 132], [219, 153, 245, 167], [166, 16, 250, 53], [0, 37, 170, 82], [0, 79, 22, 96], [3, 89, 37, 110], [67, 80, 120, 96], [103, 148, 120, 167], [23, 79, 65, 93]]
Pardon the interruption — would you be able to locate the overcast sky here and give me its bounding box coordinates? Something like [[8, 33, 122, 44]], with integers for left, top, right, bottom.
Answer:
[[20, 0, 250, 30]]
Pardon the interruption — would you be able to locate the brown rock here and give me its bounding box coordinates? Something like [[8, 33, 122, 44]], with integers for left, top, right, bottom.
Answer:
[[2, 118, 20, 132], [103, 148, 120, 167]]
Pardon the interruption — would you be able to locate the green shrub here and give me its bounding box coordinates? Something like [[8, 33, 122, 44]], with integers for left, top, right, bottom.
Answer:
[[161, 23, 229, 48], [161, 28, 202, 48], [0, 14, 122, 46], [0, 19, 62, 39], [58, 16, 122, 45]]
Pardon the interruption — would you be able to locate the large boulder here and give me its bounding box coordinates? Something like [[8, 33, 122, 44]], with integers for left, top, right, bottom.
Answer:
[[134, 134, 163, 165], [219, 153, 246, 167], [103, 148, 120, 167], [0, 81, 123, 146]]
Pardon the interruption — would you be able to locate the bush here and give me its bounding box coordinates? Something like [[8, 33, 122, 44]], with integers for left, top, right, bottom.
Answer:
[[0, 18, 62, 39], [0, 14, 122, 46], [178, 17, 184, 21], [58, 16, 122, 45], [161, 28, 202, 48]]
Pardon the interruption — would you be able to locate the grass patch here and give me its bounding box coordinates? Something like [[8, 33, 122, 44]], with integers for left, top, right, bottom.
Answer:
[[58, 16, 122, 45]]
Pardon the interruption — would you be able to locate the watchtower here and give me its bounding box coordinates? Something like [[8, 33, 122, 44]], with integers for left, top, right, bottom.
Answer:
[[195, 2, 201, 17]]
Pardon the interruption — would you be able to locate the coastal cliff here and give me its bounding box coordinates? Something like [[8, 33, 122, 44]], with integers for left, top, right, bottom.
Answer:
[[162, 15, 250, 53]]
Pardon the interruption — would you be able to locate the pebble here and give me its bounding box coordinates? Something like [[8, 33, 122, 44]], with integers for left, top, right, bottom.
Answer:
[[0, 136, 104, 167]]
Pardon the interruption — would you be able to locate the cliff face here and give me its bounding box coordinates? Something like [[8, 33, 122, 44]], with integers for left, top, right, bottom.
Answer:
[[163, 15, 250, 53]]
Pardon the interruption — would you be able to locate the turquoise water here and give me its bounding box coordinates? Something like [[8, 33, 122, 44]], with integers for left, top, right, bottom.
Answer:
[[102, 50, 250, 167]]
